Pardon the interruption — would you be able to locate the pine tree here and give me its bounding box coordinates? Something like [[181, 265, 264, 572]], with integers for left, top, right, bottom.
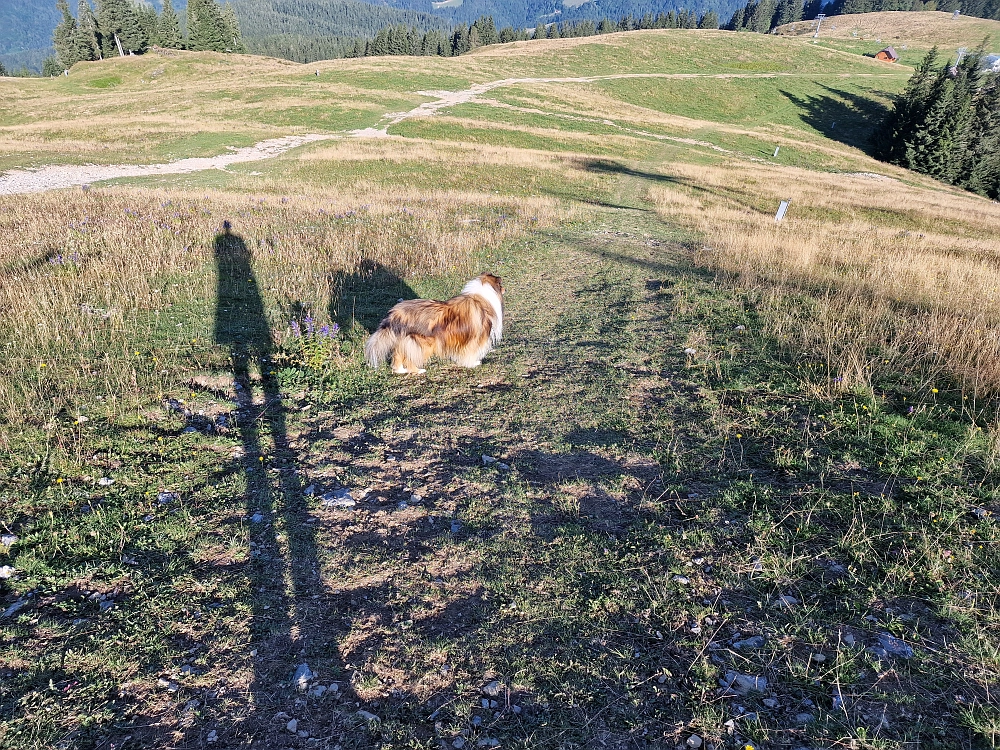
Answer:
[[547, 22, 561, 38], [699, 10, 720, 27], [187, 0, 229, 52], [222, 3, 245, 52], [597, 18, 614, 33], [78, 0, 101, 58], [43, 56, 63, 75], [53, 0, 81, 68], [473, 16, 498, 46], [728, 5, 747, 29], [0, 62, 7, 77], [155, 0, 183, 48], [97, 0, 147, 55]]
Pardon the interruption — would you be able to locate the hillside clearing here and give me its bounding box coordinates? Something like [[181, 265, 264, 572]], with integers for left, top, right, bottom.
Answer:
[[2, 25, 1000, 750]]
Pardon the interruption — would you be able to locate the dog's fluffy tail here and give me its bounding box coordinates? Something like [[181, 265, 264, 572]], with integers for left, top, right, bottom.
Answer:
[[364, 326, 396, 369]]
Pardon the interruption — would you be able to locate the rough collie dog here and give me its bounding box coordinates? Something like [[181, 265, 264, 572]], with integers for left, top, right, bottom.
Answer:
[[364, 273, 504, 374]]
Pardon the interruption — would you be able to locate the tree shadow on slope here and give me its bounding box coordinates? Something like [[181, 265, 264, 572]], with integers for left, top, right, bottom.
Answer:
[[779, 84, 892, 153]]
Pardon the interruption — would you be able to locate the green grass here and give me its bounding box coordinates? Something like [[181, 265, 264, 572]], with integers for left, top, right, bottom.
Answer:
[[3, 25, 1000, 750]]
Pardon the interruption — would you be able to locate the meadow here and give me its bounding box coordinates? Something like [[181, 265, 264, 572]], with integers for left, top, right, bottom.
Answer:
[[2, 16, 1000, 750]]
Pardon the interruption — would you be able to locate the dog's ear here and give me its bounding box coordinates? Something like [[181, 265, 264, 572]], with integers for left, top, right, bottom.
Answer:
[[482, 273, 503, 296]]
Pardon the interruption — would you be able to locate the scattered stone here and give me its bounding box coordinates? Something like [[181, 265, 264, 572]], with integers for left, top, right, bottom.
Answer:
[[795, 713, 814, 724], [489, 700, 498, 709], [775, 595, 798, 608], [286, 719, 298, 733], [972, 507, 989, 519], [672, 575, 690, 585], [0, 565, 16, 579], [482, 680, 503, 697], [207, 730, 218, 743], [812, 653, 827, 663], [292, 663, 315, 692], [397, 501, 409, 510], [97, 477, 114, 486], [450, 520, 461, 534], [328, 682, 340, 693], [719, 671, 767, 695], [476, 739, 500, 748], [687, 735, 703, 748], [0, 535, 17, 548], [273, 712, 291, 722], [690, 625, 702, 635], [356, 710, 380, 723], [409, 493, 423, 504], [843, 633, 856, 648], [156, 678, 179, 692], [297, 730, 309, 738], [511, 705, 521, 714], [303, 485, 316, 496], [250, 513, 264, 524], [832, 687, 845, 710], [157, 492, 178, 505], [453, 738, 466, 749], [481, 699, 490, 709], [2, 598, 28, 618], [471, 715, 482, 727], [875, 632, 914, 659], [321, 489, 356, 509], [482, 455, 497, 466], [684, 347, 697, 355], [309, 684, 327, 698], [762, 698, 778, 708], [732, 635, 765, 650], [99, 599, 114, 612], [249, 649, 258, 657]]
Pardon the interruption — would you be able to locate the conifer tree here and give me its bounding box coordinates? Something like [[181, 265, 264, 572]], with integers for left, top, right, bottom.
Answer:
[[155, 0, 183, 48], [53, 0, 82, 68], [699, 10, 720, 27], [534, 22, 546, 38], [597, 18, 614, 33], [187, 0, 229, 52], [78, 0, 101, 58], [0, 62, 7, 77], [97, 0, 148, 55], [222, 3, 246, 52], [547, 22, 560, 38]]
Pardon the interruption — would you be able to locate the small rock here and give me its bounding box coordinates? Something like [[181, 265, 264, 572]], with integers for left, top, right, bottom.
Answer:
[[489, 700, 498, 709], [795, 712, 814, 724], [511, 705, 521, 714], [482, 455, 497, 466], [156, 678, 179, 692], [292, 663, 314, 692], [97, 477, 114, 486], [409, 493, 423, 504], [719, 671, 767, 695], [672, 575, 690, 585], [843, 633, 856, 648], [481, 699, 490, 708], [686, 735, 703, 748], [286, 719, 298, 733], [876, 632, 914, 658], [482, 680, 502, 697], [250, 513, 264, 524], [2, 598, 28, 618], [476, 738, 500, 748], [0, 565, 16, 579], [775, 595, 798, 608], [972, 507, 989, 519], [297, 730, 309, 738], [450, 520, 461, 533], [309, 684, 327, 698], [762, 698, 778, 708], [249, 649, 258, 657], [303, 485, 316, 496], [321, 489, 356, 509], [453, 738, 466, 749], [273, 712, 291, 722], [471, 715, 482, 727], [0, 534, 17, 547], [397, 501, 409, 510], [832, 688, 845, 710], [690, 625, 702, 635], [812, 653, 826, 663], [157, 491, 178, 504], [732, 635, 765, 650], [356, 710, 380, 723], [328, 682, 340, 693], [207, 730, 218, 743]]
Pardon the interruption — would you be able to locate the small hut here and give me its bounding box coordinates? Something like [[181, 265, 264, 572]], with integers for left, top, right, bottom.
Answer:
[[875, 46, 899, 62]]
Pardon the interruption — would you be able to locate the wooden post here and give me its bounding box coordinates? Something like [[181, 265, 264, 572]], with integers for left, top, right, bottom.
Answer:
[[114, 33, 125, 57]]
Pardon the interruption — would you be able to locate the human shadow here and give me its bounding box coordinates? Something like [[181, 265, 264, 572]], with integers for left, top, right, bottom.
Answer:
[[213, 221, 329, 731], [327, 259, 418, 334], [779, 84, 892, 153]]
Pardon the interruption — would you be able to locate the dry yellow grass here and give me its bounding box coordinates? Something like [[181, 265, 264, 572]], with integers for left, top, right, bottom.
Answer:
[[648, 161, 1000, 402], [778, 10, 1000, 48], [0, 184, 563, 427]]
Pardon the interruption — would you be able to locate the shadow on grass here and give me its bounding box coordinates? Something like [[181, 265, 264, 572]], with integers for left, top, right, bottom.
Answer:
[[779, 84, 892, 153], [327, 259, 418, 334]]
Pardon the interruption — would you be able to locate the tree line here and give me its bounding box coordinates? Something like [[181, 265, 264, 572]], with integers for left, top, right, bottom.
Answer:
[[726, 0, 1000, 33], [872, 46, 1000, 198], [47, 0, 244, 73], [253, 10, 720, 64]]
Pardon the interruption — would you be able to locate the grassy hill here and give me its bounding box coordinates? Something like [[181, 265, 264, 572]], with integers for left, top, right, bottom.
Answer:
[[777, 10, 1000, 67], [2, 22, 1000, 750]]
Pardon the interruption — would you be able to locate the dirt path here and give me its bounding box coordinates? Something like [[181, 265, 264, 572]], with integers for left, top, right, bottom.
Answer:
[[0, 134, 334, 196]]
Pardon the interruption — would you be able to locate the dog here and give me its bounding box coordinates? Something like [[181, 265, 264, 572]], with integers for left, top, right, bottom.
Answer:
[[364, 273, 504, 374]]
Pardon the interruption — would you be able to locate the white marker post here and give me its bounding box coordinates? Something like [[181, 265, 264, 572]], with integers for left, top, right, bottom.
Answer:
[[773, 146, 780, 157], [775, 200, 790, 222], [813, 13, 825, 38]]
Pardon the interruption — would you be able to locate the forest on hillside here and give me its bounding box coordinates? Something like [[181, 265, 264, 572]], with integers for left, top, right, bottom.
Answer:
[[873, 47, 1000, 198]]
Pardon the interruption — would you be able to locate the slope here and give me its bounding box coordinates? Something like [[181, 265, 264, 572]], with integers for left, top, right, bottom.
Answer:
[[1, 25, 999, 750]]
